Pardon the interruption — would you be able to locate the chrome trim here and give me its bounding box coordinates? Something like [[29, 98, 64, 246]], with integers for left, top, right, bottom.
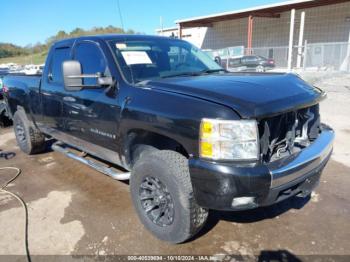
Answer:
[[40, 127, 127, 169], [268, 128, 334, 188], [52, 142, 130, 181]]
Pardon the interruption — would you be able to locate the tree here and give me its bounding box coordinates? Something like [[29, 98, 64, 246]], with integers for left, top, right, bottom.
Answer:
[[0, 26, 139, 60], [56, 30, 68, 40]]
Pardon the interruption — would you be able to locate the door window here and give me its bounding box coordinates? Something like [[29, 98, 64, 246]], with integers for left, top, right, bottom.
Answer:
[[74, 42, 109, 85], [49, 47, 71, 84]]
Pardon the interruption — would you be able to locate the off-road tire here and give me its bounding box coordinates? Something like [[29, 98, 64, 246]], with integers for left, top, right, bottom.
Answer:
[[131, 144, 157, 166], [130, 150, 208, 243], [13, 110, 45, 154]]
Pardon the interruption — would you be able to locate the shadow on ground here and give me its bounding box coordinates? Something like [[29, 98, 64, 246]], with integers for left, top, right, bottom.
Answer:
[[258, 250, 302, 262], [194, 195, 311, 241]]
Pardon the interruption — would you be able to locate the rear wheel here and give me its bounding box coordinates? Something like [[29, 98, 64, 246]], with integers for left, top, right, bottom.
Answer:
[[130, 150, 208, 243], [13, 110, 45, 154]]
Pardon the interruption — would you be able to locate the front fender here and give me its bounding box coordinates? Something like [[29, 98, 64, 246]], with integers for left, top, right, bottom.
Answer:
[[118, 86, 239, 166]]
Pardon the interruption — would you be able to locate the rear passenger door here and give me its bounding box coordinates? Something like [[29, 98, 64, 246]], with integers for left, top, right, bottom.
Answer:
[[40, 45, 71, 131]]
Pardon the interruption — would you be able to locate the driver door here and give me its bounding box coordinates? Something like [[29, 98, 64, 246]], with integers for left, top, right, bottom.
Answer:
[[62, 40, 121, 153]]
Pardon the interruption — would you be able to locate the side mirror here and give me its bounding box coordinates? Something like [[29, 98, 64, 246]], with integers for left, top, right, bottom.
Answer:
[[62, 60, 115, 91], [63, 60, 83, 91]]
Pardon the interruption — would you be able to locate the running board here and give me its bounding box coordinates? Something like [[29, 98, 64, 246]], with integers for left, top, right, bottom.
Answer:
[[52, 142, 130, 181]]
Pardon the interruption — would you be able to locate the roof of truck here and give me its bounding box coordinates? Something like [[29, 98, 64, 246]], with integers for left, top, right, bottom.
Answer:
[[54, 34, 172, 46]]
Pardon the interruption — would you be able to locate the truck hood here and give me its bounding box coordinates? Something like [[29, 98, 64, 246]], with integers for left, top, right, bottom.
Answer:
[[146, 73, 324, 118]]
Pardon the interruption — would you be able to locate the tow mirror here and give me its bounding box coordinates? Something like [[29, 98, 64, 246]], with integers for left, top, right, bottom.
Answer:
[[63, 60, 83, 91], [62, 60, 115, 91]]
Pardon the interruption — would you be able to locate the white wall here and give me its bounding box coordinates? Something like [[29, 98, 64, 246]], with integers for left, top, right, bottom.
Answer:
[[157, 27, 208, 48], [200, 1, 350, 50]]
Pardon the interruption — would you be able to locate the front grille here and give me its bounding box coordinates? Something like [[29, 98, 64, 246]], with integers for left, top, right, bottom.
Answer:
[[259, 104, 320, 163]]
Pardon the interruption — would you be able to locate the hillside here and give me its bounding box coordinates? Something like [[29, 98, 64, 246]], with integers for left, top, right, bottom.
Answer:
[[0, 52, 47, 65], [0, 25, 137, 65], [0, 43, 27, 58]]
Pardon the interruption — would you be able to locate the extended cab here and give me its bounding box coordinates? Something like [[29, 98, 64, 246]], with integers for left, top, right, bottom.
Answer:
[[3, 35, 334, 243]]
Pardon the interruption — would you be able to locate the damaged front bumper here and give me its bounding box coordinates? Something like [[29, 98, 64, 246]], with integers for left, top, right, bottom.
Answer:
[[189, 126, 334, 211]]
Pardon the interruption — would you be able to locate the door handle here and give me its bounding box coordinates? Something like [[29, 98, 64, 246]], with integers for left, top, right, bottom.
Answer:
[[63, 96, 76, 102]]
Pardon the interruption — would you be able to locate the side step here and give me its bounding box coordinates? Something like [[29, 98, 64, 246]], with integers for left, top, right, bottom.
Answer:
[[52, 142, 130, 181]]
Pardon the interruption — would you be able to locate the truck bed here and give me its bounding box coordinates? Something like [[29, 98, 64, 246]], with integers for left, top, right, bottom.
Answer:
[[3, 74, 42, 119], [3, 74, 42, 93]]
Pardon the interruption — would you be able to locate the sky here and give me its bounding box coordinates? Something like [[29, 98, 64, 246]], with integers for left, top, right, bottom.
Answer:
[[1, 0, 285, 46]]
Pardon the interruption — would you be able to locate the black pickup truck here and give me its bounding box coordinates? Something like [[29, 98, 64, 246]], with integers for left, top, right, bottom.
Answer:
[[3, 35, 334, 243]]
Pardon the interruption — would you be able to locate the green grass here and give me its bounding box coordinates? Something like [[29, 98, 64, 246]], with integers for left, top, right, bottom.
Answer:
[[0, 52, 47, 65]]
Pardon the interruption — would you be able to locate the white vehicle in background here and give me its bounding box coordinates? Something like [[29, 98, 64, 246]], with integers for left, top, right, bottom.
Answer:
[[23, 64, 44, 75], [0, 65, 10, 71], [0, 63, 20, 71]]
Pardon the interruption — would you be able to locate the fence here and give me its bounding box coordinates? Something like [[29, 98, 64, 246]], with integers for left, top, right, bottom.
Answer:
[[249, 42, 350, 71], [304, 42, 350, 71], [248, 46, 289, 69], [206, 42, 350, 72]]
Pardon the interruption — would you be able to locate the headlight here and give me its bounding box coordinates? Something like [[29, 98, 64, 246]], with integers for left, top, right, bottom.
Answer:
[[199, 118, 259, 160]]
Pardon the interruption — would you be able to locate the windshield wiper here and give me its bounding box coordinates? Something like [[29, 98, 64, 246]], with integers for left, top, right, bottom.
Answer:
[[161, 69, 227, 79], [161, 72, 201, 79], [199, 68, 227, 74]]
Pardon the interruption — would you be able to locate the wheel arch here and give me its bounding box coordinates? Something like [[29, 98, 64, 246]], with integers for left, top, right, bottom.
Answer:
[[124, 129, 190, 168]]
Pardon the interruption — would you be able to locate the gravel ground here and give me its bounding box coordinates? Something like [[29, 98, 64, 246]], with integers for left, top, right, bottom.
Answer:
[[0, 73, 349, 260]]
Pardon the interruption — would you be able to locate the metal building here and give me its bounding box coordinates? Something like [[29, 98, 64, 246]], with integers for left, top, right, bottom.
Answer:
[[157, 0, 350, 71]]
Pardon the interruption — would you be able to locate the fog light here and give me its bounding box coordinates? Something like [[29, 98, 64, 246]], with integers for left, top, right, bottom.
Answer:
[[231, 197, 256, 208]]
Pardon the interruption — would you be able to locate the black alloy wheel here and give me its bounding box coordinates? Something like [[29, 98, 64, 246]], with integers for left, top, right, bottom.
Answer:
[[139, 176, 175, 227]]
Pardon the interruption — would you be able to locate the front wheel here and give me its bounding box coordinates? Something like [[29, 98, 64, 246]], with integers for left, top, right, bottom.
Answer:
[[130, 150, 208, 243]]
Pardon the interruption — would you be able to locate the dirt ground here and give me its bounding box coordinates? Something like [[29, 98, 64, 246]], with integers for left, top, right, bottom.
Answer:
[[0, 73, 349, 259]]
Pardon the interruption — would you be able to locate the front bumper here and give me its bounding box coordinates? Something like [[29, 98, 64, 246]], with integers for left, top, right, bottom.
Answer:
[[189, 127, 334, 211]]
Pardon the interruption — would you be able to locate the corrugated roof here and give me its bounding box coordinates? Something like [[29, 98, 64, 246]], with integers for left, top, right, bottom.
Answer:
[[175, 0, 349, 27]]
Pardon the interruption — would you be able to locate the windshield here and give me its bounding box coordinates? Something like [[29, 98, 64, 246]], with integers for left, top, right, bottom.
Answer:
[[109, 38, 223, 84]]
